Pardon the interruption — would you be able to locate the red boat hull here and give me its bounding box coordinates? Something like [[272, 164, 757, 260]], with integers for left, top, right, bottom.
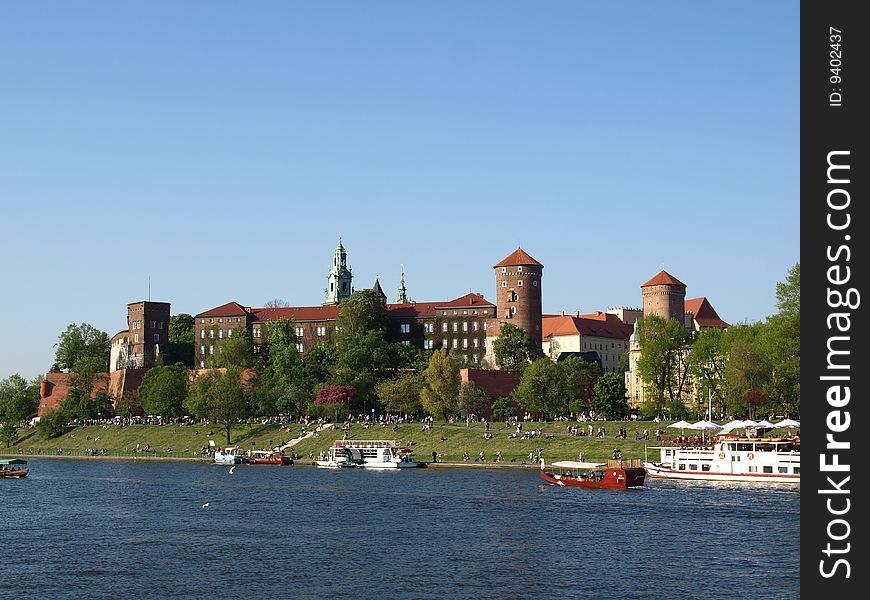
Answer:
[[248, 456, 293, 465], [540, 467, 645, 489]]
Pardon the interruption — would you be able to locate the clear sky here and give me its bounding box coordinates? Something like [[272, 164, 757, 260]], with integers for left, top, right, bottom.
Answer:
[[0, 1, 799, 381]]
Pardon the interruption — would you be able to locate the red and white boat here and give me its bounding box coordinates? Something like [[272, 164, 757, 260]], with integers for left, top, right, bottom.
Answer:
[[247, 450, 293, 465], [644, 435, 800, 483], [539, 458, 646, 489]]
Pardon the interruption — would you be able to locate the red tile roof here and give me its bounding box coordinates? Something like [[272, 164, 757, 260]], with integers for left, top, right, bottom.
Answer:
[[541, 312, 633, 340], [196, 301, 250, 318], [494, 248, 543, 268], [684, 297, 729, 328], [641, 270, 686, 288], [253, 305, 341, 323], [388, 293, 494, 318]]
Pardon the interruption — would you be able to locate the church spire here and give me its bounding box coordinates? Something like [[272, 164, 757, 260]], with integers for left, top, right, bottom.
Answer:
[[324, 237, 353, 305], [395, 266, 409, 303]]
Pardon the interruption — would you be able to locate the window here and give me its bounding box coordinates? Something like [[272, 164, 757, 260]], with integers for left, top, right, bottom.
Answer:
[[134, 334, 139, 343], [218, 329, 223, 339], [227, 328, 233, 337], [154, 334, 159, 342], [472, 353, 478, 363], [472, 322, 479, 331], [452, 322, 459, 332], [218, 318, 223, 324], [502, 281, 507, 287], [463, 338, 468, 349], [443, 339, 449, 348], [200, 360, 205, 368], [158, 322, 163, 329], [402, 340, 411, 346], [253, 327, 261, 338], [210, 330, 215, 339], [424, 340, 433, 350], [518, 280, 523, 287], [462, 322, 468, 332], [201, 346, 205, 355], [510, 306, 516, 316], [501, 267, 506, 274], [424, 323, 434, 333], [518, 266, 523, 273], [442, 323, 448, 332], [296, 343, 304, 352], [296, 327, 304, 337], [201, 330, 206, 339], [209, 345, 214, 355], [253, 345, 260, 354], [452, 339, 458, 348], [473, 339, 479, 348], [533, 280, 538, 287], [763, 466, 774, 474], [317, 326, 326, 336], [778, 466, 788, 474], [401, 324, 410, 334], [483, 321, 487, 331]]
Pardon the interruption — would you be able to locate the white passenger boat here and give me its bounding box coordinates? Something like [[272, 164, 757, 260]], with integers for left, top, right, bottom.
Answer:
[[644, 434, 800, 484], [214, 446, 248, 464], [316, 440, 420, 469]]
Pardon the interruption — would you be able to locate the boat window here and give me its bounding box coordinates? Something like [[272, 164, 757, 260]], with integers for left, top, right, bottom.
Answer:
[[678, 464, 686, 470], [701, 464, 711, 471], [763, 466, 773, 474], [732, 455, 740, 461], [794, 467, 800, 474], [689, 464, 698, 471], [748, 466, 757, 473], [778, 467, 788, 474]]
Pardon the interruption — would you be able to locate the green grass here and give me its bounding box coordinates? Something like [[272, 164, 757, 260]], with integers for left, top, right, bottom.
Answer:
[[3, 420, 797, 465]]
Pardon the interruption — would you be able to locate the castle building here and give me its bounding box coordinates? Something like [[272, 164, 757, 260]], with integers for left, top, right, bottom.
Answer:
[[626, 270, 729, 410], [541, 311, 634, 372], [110, 301, 171, 371], [194, 242, 497, 368]]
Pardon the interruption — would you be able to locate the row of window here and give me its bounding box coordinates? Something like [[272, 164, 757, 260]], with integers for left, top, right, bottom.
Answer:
[[201, 317, 243, 324], [131, 320, 164, 330], [202, 329, 234, 339]]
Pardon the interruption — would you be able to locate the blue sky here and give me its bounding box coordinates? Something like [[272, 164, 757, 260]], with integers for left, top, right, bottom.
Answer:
[[0, 1, 799, 380]]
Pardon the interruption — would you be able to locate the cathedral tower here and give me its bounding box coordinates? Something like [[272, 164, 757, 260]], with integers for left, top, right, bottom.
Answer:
[[324, 238, 353, 305]]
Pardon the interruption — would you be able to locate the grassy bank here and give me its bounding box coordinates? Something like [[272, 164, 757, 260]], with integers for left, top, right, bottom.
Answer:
[[2, 421, 794, 465], [3, 420, 675, 464]]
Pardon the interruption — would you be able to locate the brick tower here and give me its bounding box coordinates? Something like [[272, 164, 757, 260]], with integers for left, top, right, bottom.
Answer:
[[641, 270, 686, 322], [492, 247, 544, 347]]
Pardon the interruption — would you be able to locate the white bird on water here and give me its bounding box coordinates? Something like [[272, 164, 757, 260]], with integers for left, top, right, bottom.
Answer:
[[229, 466, 236, 474], [202, 503, 209, 508]]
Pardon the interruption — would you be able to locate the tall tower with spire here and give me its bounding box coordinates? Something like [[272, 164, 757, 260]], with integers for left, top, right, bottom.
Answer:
[[395, 267, 409, 303], [324, 238, 353, 305]]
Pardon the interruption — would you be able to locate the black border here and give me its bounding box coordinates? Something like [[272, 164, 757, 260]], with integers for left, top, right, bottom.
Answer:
[[801, 1, 867, 596]]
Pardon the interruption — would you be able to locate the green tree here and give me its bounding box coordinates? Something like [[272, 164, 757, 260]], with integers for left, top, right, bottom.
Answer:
[[459, 381, 490, 417], [376, 372, 424, 416], [117, 389, 144, 418], [0, 374, 41, 426], [36, 409, 69, 438], [138, 363, 189, 417], [185, 368, 250, 444], [493, 323, 534, 371], [724, 325, 770, 416], [687, 328, 728, 415], [208, 326, 256, 369], [636, 315, 690, 418], [55, 323, 111, 372], [759, 263, 800, 416], [514, 358, 570, 418], [560, 357, 600, 415], [261, 319, 303, 389], [491, 397, 516, 421], [335, 289, 390, 340], [592, 372, 629, 420], [168, 313, 196, 367], [421, 350, 459, 421]]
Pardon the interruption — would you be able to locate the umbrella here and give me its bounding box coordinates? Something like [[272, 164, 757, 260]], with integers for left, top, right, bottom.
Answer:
[[774, 418, 800, 428], [740, 419, 758, 428], [755, 420, 776, 429], [689, 420, 722, 443], [720, 419, 746, 432], [668, 420, 693, 429]]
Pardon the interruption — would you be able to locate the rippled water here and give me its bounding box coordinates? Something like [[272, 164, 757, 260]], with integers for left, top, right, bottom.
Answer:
[[2, 459, 799, 599]]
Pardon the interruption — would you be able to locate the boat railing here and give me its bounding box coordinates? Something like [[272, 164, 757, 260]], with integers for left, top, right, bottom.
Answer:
[[607, 458, 643, 469]]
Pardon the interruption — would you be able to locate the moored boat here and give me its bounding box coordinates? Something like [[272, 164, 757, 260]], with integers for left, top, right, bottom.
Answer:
[[247, 450, 293, 465], [643, 434, 800, 483], [1, 458, 29, 478], [317, 440, 421, 469], [539, 458, 646, 489], [214, 447, 248, 464]]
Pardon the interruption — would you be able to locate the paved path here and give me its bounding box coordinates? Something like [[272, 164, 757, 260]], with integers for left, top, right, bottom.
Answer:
[[275, 423, 334, 452]]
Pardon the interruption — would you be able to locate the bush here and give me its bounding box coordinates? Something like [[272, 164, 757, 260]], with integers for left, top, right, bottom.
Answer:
[[36, 410, 69, 438]]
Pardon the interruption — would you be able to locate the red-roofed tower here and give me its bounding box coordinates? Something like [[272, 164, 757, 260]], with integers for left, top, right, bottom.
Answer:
[[641, 270, 686, 322], [492, 248, 544, 348]]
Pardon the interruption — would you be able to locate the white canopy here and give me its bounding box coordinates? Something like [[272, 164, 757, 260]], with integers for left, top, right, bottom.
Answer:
[[774, 418, 800, 428], [551, 460, 606, 470], [720, 419, 746, 432], [740, 419, 759, 428], [755, 420, 776, 428], [689, 420, 723, 431], [667, 420, 693, 429]]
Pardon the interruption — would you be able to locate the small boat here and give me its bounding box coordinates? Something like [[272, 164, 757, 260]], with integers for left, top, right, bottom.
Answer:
[[247, 450, 293, 465], [316, 440, 421, 469], [539, 458, 646, 489], [214, 447, 248, 464], [643, 434, 800, 483], [1, 458, 29, 478]]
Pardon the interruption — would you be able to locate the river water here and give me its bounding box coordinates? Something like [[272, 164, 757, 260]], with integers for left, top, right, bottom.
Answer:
[[3, 459, 799, 600]]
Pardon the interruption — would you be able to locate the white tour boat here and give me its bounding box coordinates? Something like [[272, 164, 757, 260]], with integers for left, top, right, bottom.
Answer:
[[316, 440, 420, 469], [644, 434, 800, 483]]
